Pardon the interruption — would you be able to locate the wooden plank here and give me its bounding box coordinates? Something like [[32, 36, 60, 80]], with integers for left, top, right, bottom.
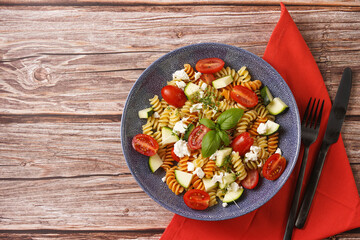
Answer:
[[0, 0, 359, 7], [0, 121, 126, 178], [352, 164, 360, 194], [0, 232, 164, 240], [0, 168, 358, 231], [0, 120, 359, 179], [0, 231, 359, 240], [0, 6, 359, 115], [0, 175, 173, 230], [342, 118, 360, 167]]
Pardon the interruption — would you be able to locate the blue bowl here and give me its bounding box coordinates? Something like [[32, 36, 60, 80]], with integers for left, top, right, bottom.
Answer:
[[121, 43, 300, 221]]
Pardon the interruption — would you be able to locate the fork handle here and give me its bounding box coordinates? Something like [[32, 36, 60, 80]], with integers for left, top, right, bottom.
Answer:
[[295, 143, 330, 229], [283, 146, 310, 240]]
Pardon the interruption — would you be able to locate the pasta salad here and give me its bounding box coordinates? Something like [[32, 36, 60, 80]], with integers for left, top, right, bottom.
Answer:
[[131, 57, 289, 210]]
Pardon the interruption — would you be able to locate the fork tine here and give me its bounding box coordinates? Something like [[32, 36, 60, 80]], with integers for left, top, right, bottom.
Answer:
[[315, 100, 325, 129], [302, 97, 312, 125], [310, 99, 320, 128], [307, 98, 317, 127]]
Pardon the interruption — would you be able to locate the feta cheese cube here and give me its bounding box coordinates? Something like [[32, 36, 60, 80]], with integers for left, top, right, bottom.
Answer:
[[211, 172, 224, 184], [193, 167, 205, 179], [172, 69, 190, 81], [244, 145, 261, 162], [187, 162, 195, 172], [175, 80, 187, 90], [153, 112, 160, 118], [257, 122, 268, 135], [190, 103, 203, 113], [200, 82, 207, 90], [174, 140, 191, 158], [194, 72, 202, 81], [227, 182, 240, 192], [173, 120, 188, 134]]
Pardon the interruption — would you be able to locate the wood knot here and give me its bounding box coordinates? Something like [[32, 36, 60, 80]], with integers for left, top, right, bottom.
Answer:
[[33, 67, 51, 81], [176, 32, 183, 38]]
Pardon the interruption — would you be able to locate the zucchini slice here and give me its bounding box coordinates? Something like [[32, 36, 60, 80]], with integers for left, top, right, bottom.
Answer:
[[149, 154, 163, 173], [266, 97, 288, 115], [212, 75, 233, 89]]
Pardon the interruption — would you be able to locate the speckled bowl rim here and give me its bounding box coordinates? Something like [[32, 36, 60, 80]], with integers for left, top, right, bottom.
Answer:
[[121, 42, 301, 221]]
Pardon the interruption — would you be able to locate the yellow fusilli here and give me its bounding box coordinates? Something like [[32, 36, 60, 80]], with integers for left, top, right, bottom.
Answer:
[[149, 95, 162, 113], [230, 151, 247, 181], [237, 66, 251, 83], [235, 109, 258, 136]]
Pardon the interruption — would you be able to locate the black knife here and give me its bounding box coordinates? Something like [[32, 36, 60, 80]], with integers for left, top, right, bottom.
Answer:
[[295, 67, 352, 229]]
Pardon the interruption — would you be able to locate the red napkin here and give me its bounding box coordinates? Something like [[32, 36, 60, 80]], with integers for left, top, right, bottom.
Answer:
[[161, 3, 360, 240]]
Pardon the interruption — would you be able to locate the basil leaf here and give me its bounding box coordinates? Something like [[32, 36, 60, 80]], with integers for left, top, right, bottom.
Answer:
[[218, 130, 230, 146], [217, 108, 244, 130], [201, 130, 221, 157], [199, 118, 216, 130]]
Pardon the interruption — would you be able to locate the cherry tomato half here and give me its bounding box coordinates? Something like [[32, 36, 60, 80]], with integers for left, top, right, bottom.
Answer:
[[231, 85, 258, 108], [195, 58, 225, 74], [132, 134, 159, 156], [184, 189, 210, 210], [171, 147, 180, 162], [161, 85, 187, 108], [263, 153, 287, 180], [231, 132, 254, 156], [187, 124, 211, 150], [200, 73, 216, 85], [241, 169, 259, 189]]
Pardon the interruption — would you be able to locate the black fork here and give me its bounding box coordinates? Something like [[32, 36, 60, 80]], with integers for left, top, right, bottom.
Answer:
[[283, 98, 325, 240]]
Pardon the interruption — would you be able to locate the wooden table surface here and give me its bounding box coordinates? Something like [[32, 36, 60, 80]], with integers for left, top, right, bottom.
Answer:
[[0, 0, 359, 239]]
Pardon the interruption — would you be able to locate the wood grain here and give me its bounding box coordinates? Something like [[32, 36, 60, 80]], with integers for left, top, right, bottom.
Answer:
[[0, 0, 359, 7], [0, 232, 164, 240], [0, 3, 359, 239], [0, 6, 359, 115], [0, 176, 173, 230], [0, 120, 359, 179], [0, 232, 359, 240], [0, 120, 359, 231], [0, 121, 124, 178], [0, 168, 358, 231]]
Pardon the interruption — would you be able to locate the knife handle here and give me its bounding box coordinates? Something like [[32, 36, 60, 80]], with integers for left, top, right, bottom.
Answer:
[[295, 143, 330, 229]]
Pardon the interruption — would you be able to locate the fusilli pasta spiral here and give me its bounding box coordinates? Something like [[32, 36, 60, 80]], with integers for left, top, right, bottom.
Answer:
[[149, 95, 163, 113], [268, 132, 279, 154], [184, 64, 195, 81], [165, 166, 185, 195], [230, 151, 247, 181], [241, 79, 262, 91], [235, 109, 258, 136], [203, 160, 217, 179], [237, 66, 251, 83]]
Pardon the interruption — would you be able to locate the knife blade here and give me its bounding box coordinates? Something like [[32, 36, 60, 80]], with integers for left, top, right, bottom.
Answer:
[[295, 67, 352, 229]]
